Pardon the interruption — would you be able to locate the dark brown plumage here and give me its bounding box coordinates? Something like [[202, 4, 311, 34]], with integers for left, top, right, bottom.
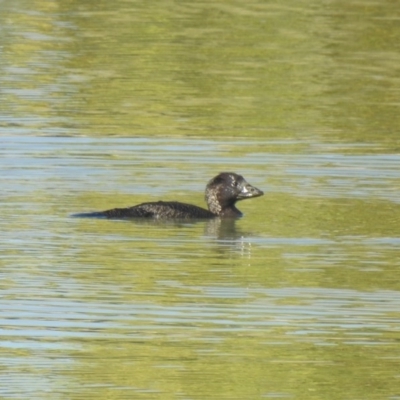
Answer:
[[72, 172, 263, 220]]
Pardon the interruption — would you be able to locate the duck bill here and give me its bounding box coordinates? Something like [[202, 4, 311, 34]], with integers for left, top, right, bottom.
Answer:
[[237, 182, 264, 200]]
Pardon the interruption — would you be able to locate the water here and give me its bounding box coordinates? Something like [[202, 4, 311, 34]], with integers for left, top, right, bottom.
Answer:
[[1, 1, 400, 399]]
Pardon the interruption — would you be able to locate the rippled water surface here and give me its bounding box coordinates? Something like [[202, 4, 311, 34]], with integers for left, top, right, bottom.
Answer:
[[1, 1, 400, 399]]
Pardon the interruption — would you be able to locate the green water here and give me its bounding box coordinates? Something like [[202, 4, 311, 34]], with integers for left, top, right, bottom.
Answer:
[[1, 1, 400, 399]]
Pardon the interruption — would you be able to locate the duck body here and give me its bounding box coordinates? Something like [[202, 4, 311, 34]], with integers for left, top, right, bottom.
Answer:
[[81, 201, 215, 219], [72, 172, 263, 220]]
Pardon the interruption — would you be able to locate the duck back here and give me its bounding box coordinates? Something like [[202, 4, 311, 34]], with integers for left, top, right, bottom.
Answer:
[[73, 201, 215, 219]]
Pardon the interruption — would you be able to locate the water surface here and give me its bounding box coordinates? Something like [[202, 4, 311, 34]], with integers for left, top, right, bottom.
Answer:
[[1, 1, 400, 399]]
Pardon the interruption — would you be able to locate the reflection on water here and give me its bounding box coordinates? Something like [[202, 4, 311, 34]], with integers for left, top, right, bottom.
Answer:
[[71, 215, 254, 241], [1, 0, 400, 398], [2, 136, 400, 399]]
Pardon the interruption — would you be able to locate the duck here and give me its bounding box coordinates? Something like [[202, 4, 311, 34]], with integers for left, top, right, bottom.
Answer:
[[72, 172, 263, 219]]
